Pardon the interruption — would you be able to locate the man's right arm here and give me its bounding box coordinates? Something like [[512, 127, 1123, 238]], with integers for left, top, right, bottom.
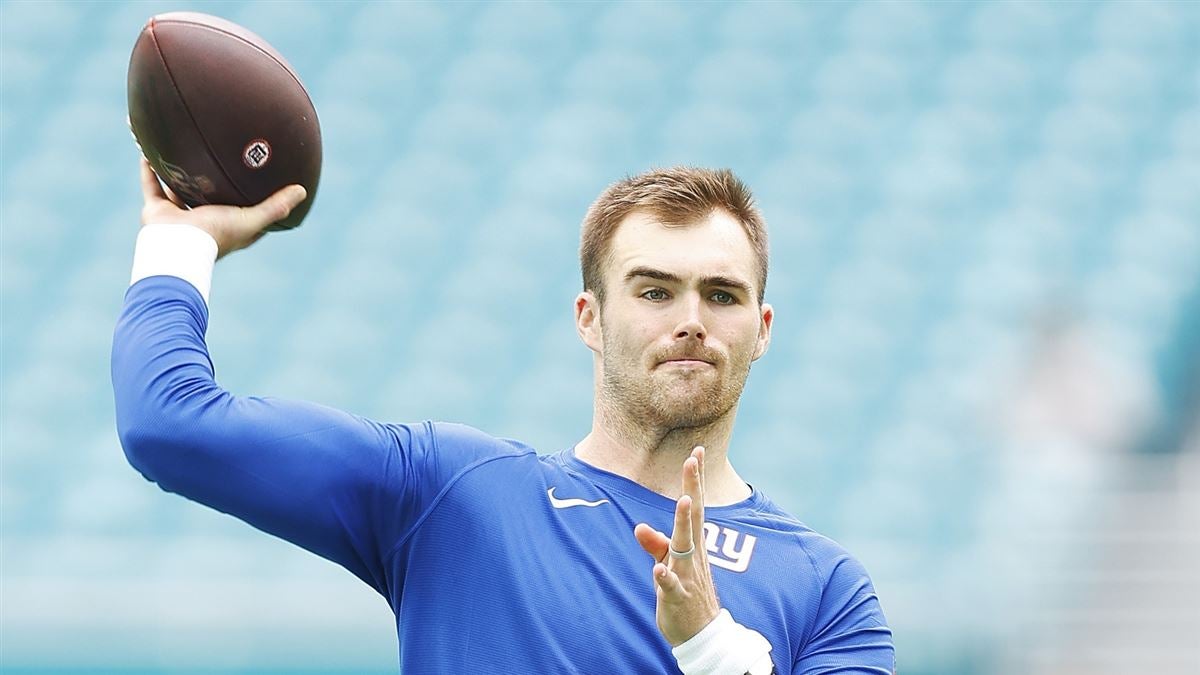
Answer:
[[115, 162, 525, 597], [112, 163, 415, 595], [112, 228, 418, 593]]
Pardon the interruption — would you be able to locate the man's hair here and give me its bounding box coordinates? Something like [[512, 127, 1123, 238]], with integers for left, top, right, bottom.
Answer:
[[580, 167, 768, 305]]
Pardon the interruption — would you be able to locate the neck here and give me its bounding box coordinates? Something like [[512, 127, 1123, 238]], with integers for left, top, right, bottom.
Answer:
[[574, 394, 751, 506]]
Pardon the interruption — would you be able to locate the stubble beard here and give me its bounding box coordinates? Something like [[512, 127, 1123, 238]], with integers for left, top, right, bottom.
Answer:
[[599, 341, 752, 436]]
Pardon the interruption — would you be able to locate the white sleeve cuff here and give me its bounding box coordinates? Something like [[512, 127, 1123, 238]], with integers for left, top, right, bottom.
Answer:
[[672, 608, 774, 674], [130, 223, 219, 304]]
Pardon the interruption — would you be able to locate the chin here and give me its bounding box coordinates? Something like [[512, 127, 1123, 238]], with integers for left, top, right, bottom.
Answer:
[[659, 407, 726, 430], [603, 362, 743, 428], [652, 390, 729, 428]]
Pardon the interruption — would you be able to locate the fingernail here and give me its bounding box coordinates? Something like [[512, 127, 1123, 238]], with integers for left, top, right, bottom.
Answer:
[[290, 185, 307, 203]]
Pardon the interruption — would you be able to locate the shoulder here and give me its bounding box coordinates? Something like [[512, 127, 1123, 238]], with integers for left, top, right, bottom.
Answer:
[[427, 421, 537, 458], [390, 421, 537, 473], [371, 421, 539, 497], [745, 499, 892, 665], [373, 421, 542, 541], [735, 494, 877, 590]]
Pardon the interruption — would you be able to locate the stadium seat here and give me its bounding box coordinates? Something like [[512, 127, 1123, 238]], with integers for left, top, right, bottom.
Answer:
[[439, 49, 547, 117], [410, 100, 516, 165], [317, 48, 416, 114], [686, 49, 792, 111], [658, 101, 768, 169], [812, 49, 915, 111], [470, 1, 576, 62], [1091, 0, 1192, 56], [563, 50, 671, 113], [533, 103, 638, 168], [713, 1, 821, 53], [965, 0, 1083, 52], [590, 2, 708, 69], [345, 0, 465, 68]]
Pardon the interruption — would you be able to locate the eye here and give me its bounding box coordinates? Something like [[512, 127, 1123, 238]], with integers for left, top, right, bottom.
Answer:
[[710, 290, 737, 305], [641, 288, 669, 302]]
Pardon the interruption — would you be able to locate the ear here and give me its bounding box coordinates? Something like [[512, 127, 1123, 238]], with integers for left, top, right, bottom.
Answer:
[[575, 291, 602, 354], [751, 302, 773, 361]]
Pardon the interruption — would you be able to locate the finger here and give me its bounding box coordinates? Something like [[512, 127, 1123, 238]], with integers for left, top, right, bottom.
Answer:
[[654, 562, 682, 595], [161, 180, 186, 209], [681, 454, 703, 550], [634, 523, 670, 561], [139, 158, 168, 202], [690, 447, 706, 547], [690, 446, 705, 493], [669, 494, 694, 561], [241, 184, 307, 229], [682, 456, 700, 505]]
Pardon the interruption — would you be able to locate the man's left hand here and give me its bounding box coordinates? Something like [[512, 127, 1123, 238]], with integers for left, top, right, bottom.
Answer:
[[634, 446, 721, 646]]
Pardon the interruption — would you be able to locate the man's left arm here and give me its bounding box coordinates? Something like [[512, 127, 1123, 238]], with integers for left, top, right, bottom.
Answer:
[[791, 550, 894, 675]]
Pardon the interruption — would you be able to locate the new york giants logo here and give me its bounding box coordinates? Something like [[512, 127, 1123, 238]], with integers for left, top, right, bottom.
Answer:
[[702, 522, 757, 573]]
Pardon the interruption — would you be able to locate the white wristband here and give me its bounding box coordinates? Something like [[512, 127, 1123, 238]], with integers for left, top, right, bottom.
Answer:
[[130, 223, 218, 304], [672, 608, 774, 675]]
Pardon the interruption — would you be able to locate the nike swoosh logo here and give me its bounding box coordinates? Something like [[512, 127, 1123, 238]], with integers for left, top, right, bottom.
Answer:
[[547, 487, 609, 509]]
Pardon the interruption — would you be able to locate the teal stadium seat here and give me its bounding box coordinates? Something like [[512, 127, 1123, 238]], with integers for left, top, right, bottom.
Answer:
[[319, 49, 418, 118], [714, 1, 825, 54], [565, 51, 671, 116], [659, 102, 768, 169], [440, 49, 546, 118], [590, 2, 710, 71], [470, 2, 576, 64], [411, 100, 516, 166], [535, 103, 638, 169], [347, 1, 460, 52]]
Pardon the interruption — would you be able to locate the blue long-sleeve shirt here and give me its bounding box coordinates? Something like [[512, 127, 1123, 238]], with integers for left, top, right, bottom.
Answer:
[[112, 273, 894, 674]]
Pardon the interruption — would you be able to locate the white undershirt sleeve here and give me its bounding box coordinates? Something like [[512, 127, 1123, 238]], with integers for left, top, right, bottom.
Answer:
[[672, 608, 774, 674], [129, 223, 219, 305]]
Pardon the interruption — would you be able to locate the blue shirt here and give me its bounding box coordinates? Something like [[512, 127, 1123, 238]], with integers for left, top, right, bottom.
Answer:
[[112, 276, 894, 674]]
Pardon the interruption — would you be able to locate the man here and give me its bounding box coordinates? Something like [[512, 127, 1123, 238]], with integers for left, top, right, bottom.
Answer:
[[113, 160, 894, 674]]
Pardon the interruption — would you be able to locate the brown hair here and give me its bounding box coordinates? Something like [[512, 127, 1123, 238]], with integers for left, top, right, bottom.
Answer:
[[580, 167, 768, 304]]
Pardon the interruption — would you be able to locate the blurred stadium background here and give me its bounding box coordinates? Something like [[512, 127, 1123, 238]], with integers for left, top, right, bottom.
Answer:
[[2, 1, 1198, 673]]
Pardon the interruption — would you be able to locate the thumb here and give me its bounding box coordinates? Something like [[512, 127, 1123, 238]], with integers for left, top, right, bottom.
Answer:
[[241, 184, 307, 230], [634, 523, 671, 561]]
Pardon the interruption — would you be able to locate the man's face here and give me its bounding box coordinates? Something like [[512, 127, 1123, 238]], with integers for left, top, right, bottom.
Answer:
[[582, 210, 773, 431]]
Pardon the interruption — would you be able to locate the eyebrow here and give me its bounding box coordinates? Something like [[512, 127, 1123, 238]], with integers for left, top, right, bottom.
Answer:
[[623, 266, 754, 296]]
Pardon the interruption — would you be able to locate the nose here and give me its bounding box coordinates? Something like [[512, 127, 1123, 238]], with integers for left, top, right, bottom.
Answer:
[[673, 294, 706, 342]]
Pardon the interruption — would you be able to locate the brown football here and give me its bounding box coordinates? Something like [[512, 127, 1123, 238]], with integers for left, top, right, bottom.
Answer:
[[127, 12, 321, 231]]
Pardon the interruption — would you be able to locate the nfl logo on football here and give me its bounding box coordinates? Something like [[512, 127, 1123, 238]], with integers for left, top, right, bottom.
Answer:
[[242, 139, 271, 169]]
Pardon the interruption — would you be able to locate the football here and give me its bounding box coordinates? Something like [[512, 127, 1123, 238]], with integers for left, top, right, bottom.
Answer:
[[127, 12, 321, 231]]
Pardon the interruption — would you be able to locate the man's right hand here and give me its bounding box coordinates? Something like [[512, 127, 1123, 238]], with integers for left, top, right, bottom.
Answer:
[[139, 158, 307, 259]]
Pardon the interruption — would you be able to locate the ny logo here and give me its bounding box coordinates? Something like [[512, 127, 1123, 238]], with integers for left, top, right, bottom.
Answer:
[[702, 522, 757, 573]]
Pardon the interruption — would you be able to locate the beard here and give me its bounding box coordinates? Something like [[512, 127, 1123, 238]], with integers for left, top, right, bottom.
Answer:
[[599, 335, 753, 432]]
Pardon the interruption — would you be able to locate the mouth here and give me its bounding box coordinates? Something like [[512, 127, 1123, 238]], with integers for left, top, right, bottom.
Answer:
[[658, 359, 714, 368]]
